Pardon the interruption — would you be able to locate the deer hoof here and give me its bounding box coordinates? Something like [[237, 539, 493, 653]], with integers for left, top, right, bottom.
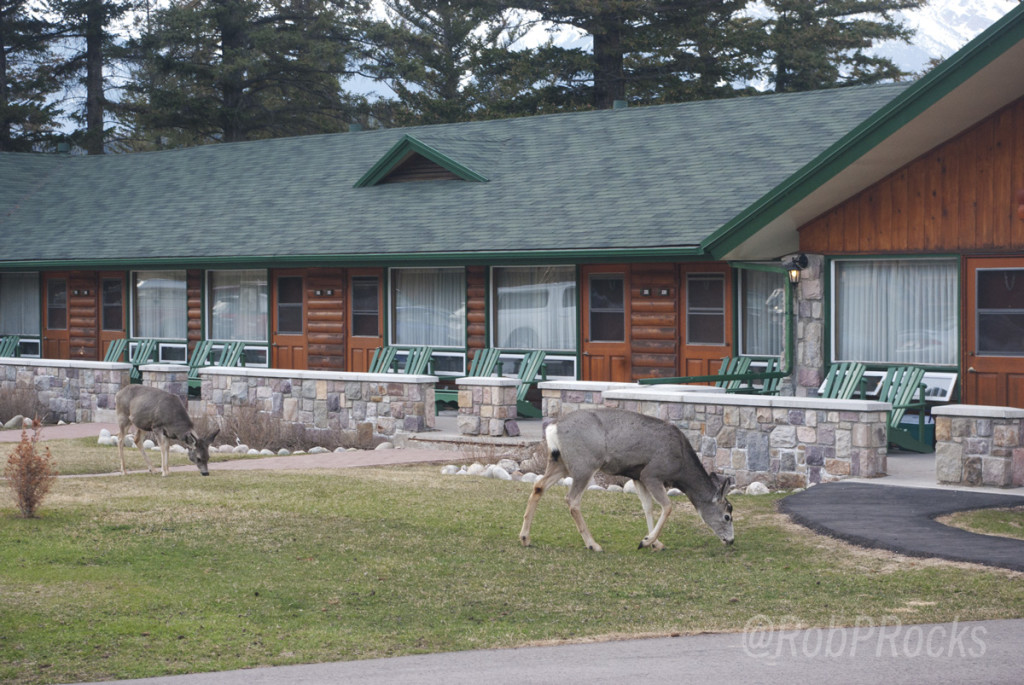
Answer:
[[587, 543, 603, 552], [639, 537, 664, 551], [519, 535, 531, 547]]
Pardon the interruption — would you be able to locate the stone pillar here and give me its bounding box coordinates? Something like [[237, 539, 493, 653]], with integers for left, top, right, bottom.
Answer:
[[794, 253, 825, 398], [933, 405, 1024, 487], [140, 364, 191, 406], [455, 377, 520, 436]]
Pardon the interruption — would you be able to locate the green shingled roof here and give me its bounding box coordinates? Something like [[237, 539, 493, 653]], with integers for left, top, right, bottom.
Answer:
[[0, 83, 909, 268]]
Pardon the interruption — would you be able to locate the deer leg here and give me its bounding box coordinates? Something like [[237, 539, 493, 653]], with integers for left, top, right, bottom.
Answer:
[[519, 458, 568, 547], [633, 481, 665, 551], [133, 428, 156, 475], [157, 432, 171, 477], [116, 424, 129, 476], [565, 477, 602, 552], [638, 479, 673, 550]]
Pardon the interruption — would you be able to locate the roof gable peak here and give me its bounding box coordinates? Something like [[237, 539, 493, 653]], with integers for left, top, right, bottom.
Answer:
[[354, 134, 488, 187]]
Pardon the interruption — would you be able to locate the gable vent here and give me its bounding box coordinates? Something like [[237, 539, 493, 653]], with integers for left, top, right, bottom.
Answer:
[[355, 134, 488, 188], [381, 153, 461, 183]]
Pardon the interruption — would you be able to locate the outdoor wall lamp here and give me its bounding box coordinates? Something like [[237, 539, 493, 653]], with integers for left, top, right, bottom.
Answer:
[[785, 253, 808, 285]]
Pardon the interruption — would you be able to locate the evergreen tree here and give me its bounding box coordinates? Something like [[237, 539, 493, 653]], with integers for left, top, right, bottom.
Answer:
[[761, 0, 924, 92], [359, 0, 533, 125], [1, 0, 62, 151], [48, 0, 135, 154], [121, 0, 365, 147]]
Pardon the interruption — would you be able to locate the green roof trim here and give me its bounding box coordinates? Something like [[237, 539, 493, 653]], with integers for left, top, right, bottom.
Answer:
[[702, 2, 1024, 260], [354, 134, 489, 187]]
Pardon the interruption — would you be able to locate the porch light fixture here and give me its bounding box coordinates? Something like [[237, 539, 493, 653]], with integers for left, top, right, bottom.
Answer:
[[784, 254, 808, 285]]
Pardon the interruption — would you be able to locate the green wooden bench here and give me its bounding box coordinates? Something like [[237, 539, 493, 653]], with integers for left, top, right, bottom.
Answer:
[[435, 348, 504, 412], [879, 365, 930, 453], [819, 361, 868, 399], [756, 357, 784, 395], [187, 340, 216, 395], [515, 350, 547, 418], [0, 335, 21, 358]]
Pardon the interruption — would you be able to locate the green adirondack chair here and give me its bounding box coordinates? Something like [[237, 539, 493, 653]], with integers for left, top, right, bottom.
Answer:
[[402, 346, 434, 375], [819, 362, 868, 399], [187, 340, 216, 395], [103, 338, 128, 363], [715, 356, 753, 392], [756, 357, 784, 395], [368, 346, 398, 373], [515, 350, 547, 418], [128, 339, 158, 383], [217, 341, 247, 368], [879, 365, 930, 453], [0, 335, 21, 358], [435, 348, 504, 412]]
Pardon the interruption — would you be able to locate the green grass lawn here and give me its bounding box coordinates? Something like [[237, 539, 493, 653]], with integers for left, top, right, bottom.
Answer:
[[944, 507, 1024, 540], [2, 445, 1023, 684]]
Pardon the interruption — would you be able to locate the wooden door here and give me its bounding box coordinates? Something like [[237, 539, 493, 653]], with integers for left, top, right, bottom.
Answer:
[[347, 268, 384, 372], [98, 272, 126, 360], [41, 272, 70, 359], [964, 257, 1024, 407], [581, 265, 630, 381], [678, 263, 733, 378], [271, 271, 308, 370]]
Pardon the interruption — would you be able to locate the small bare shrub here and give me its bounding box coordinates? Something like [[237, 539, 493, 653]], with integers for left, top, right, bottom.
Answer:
[[0, 388, 52, 425], [4, 427, 58, 518], [198, 406, 377, 453]]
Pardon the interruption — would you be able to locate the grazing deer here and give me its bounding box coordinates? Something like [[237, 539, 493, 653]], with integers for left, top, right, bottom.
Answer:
[[115, 385, 219, 477], [520, 409, 735, 551]]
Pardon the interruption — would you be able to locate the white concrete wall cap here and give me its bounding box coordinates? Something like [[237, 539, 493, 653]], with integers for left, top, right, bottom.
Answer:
[[538, 381, 636, 392], [197, 366, 436, 383], [932, 404, 1024, 419], [0, 358, 131, 371], [456, 377, 520, 387]]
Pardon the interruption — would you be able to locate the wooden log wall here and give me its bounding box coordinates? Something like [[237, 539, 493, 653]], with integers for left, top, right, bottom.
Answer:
[[466, 266, 487, 356], [307, 268, 345, 370], [629, 263, 678, 379], [69, 272, 98, 360], [187, 270, 202, 350], [800, 95, 1024, 254]]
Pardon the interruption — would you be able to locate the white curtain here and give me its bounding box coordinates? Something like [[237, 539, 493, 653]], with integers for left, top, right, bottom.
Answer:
[[740, 269, 785, 356], [134, 270, 187, 339], [0, 273, 40, 335], [209, 270, 268, 341], [494, 266, 576, 350], [392, 268, 465, 346], [835, 259, 957, 365]]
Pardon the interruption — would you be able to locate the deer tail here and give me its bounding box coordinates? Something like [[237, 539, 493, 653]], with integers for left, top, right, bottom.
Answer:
[[544, 423, 561, 462]]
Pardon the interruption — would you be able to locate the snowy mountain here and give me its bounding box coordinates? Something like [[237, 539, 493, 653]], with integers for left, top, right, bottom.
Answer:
[[874, 0, 1020, 75]]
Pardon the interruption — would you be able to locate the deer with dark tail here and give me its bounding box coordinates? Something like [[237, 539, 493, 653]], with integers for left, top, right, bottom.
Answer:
[[115, 385, 219, 476], [520, 409, 735, 551]]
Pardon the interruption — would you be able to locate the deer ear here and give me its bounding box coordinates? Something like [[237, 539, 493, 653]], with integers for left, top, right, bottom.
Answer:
[[205, 428, 220, 443], [184, 431, 198, 447]]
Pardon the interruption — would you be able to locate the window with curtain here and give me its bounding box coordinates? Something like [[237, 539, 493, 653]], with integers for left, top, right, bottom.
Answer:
[[392, 268, 465, 347], [740, 269, 785, 356], [133, 270, 187, 340], [208, 269, 268, 342], [834, 259, 957, 365], [686, 273, 725, 345], [493, 266, 576, 350], [0, 273, 40, 335]]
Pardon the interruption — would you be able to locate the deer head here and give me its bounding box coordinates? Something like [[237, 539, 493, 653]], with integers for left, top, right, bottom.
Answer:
[[696, 473, 735, 545], [184, 428, 220, 476]]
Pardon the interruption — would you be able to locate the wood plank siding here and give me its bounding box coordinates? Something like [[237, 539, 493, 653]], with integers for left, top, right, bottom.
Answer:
[[630, 263, 678, 379], [69, 272, 98, 359], [799, 96, 1024, 254], [466, 266, 487, 353]]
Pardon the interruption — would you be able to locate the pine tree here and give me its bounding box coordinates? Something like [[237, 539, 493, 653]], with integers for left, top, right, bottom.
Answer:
[[121, 0, 365, 147], [762, 0, 924, 92], [0, 0, 62, 151]]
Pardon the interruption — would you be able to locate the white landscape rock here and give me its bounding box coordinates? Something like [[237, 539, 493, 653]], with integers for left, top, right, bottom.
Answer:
[[623, 480, 637, 494], [520, 472, 539, 484], [170, 444, 187, 454], [489, 465, 512, 481], [746, 482, 771, 496], [260, 449, 275, 456], [441, 465, 460, 475], [374, 442, 394, 451], [309, 446, 330, 454], [233, 444, 250, 454], [466, 462, 487, 476], [277, 448, 291, 456]]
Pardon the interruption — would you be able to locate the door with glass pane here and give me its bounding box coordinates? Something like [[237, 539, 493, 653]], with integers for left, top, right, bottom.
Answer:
[[98, 273, 125, 360], [347, 269, 383, 372], [41, 272, 70, 359], [272, 271, 307, 370], [679, 264, 733, 378], [965, 257, 1024, 407], [581, 266, 629, 382]]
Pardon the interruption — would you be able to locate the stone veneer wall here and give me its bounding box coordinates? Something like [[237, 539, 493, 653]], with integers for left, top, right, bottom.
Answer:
[[455, 377, 520, 436], [0, 358, 131, 424], [540, 381, 890, 488], [933, 405, 1024, 488], [191, 366, 436, 436]]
